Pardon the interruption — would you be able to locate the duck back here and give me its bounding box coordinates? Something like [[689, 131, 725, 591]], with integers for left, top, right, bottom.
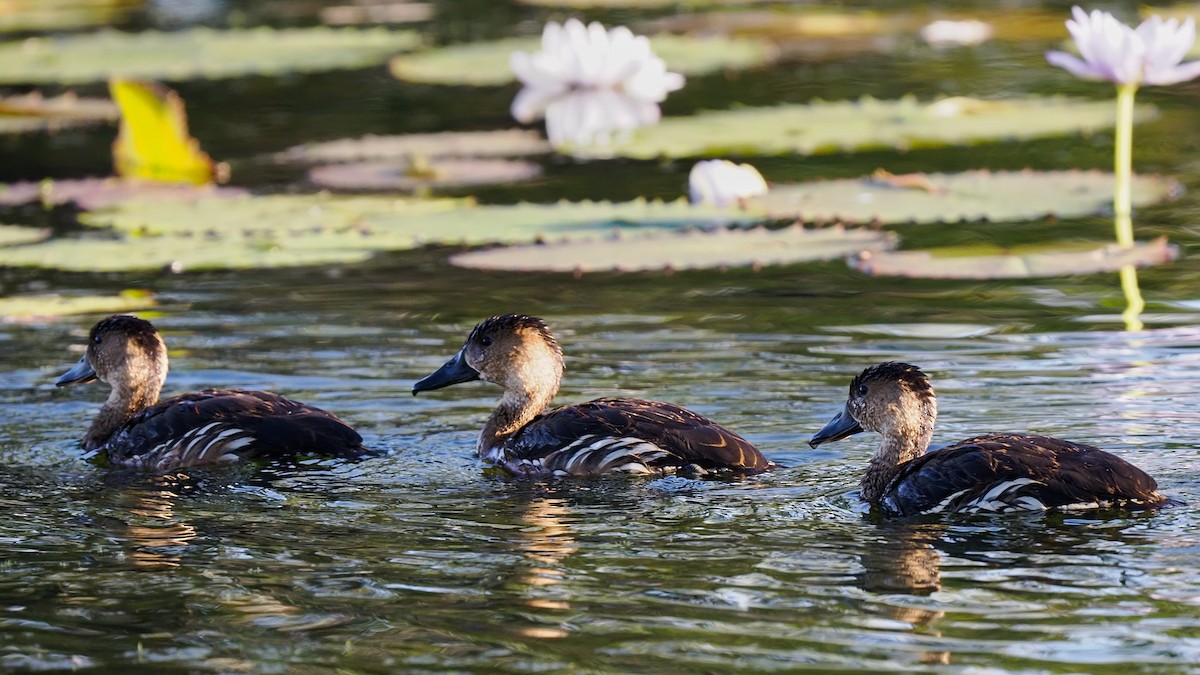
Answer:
[[101, 389, 366, 471], [502, 397, 770, 476], [882, 433, 1164, 517]]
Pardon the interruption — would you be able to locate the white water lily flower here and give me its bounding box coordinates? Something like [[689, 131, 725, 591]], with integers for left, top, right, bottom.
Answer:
[[688, 160, 768, 208], [510, 19, 684, 147], [1046, 6, 1200, 85]]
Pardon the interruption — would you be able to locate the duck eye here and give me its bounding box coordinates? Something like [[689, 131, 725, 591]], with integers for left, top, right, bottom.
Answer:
[[92, 335, 102, 345], [480, 335, 493, 347], [855, 384, 868, 397]]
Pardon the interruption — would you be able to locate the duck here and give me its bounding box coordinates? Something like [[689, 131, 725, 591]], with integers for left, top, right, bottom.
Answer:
[[411, 314, 771, 477], [808, 361, 1168, 516], [56, 314, 366, 471]]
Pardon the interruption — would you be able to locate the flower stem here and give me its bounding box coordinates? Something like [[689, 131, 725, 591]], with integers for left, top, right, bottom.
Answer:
[[1119, 263, 1144, 332], [1113, 83, 1138, 247]]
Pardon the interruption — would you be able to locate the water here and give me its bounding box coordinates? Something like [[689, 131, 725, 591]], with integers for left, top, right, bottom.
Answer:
[[5, 1, 1200, 671]]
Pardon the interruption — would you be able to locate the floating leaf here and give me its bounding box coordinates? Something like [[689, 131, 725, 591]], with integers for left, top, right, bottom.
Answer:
[[581, 96, 1157, 159], [0, 91, 118, 135], [0, 224, 49, 246], [110, 80, 227, 185], [516, 0, 768, 7], [320, 2, 434, 26], [0, 27, 421, 85], [753, 170, 1179, 225], [0, 195, 757, 271], [0, 290, 154, 322], [0, 0, 139, 33], [388, 33, 778, 86], [274, 129, 551, 164], [0, 178, 247, 210], [450, 224, 895, 273], [308, 158, 542, 191], [850, 238, 1177, 279]]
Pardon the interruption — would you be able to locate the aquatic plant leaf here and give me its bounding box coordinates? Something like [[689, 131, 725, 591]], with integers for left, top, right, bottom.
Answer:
[[0, 0, 139, 33], [0, 27, 421, 85], [850, 238, 1177, 279], [274, 129, 551, 164], [388, 33, 778, 86], [0, 290, 154, 322], [583, 96, 1157, 159], [110, 80, 226, 185], [308, 158, 542, 191], [753, 170, 1178, 225], [0, 224, 49, 246], [515, 0, 767, 7], [0, 91, 118, 135], [320, 1, 434, 26], [450, 224, 896, 273], [0, 178, 247, 210]]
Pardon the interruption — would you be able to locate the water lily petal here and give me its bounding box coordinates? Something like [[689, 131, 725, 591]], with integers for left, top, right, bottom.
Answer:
[[1046, 50, 1103, 80], [510, 85, 564, 123], [1145, 58, 1200, 85], [688, 159, 768, 207]]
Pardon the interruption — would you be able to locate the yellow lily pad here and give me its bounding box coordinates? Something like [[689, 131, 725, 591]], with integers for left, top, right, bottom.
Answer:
[[110, 79, 226, 185], [450, 224, 895, 273], [850, 238, 1178, 279], [0, 91, 118, 135], [0, 290, 154, 323], [0, 27, 421, 85], [582, 96, 1158, 159], [753, 170, 1179, 225], [388, 33, 778, 86]]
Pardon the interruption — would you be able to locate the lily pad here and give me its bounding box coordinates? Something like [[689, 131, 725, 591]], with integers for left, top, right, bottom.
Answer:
[[0, 0, 140, 34], [0, 178, 247, 210], [450, 224, 895, 273], [388, 33, 778, 86], [581, 96, 1157, 159], [0, 224, 49, 246], [850, 238, 1177, 279], [0, 194, 757, 271], [320, 2, 434, 26], [0, 91, 118, 135], [0, 290, 154, 322], [516, 0, 767, 7], [274, 129, 551, 164], [0, 27, 421, 85], [753, 170, 1179, 225], [308, 158, 543, 191]]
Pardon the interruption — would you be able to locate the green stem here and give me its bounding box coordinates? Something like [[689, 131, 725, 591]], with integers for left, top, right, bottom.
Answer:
[[1113, 83, 1138, 247], [1119, 263, 1144, 332]]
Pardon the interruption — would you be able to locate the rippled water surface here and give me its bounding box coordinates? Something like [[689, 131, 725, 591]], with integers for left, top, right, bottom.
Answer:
[[5, 0, 1200, 672]]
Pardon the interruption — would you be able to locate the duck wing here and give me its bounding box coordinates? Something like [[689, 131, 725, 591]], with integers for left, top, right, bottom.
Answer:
[[881, 433, 1164, 516], [503, 397, 770, 475], [102, 389, 365, 471]]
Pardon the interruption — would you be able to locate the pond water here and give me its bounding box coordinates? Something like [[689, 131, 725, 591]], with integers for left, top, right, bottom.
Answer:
[[4, 0, 1200, 672]]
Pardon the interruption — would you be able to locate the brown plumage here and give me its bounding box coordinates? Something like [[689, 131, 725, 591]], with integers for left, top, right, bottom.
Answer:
[[809, 361, 1168, 516], [412, 314, 770, 477], [56, 315, 366, 471]]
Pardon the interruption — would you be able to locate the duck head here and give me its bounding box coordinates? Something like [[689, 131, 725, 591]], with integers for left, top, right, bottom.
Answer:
[[809, 361, 937, 448], [412, 314, 564, 398], [57, 314, 169, 394]]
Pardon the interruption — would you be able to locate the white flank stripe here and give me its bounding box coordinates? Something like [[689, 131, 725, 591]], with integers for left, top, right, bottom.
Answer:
[[923, 489, 970, 515]]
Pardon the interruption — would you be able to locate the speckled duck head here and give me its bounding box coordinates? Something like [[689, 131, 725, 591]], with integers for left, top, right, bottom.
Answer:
[[56, 315, 170, 449], [412, 314, 564, 400], [809, 362, 938, 450]]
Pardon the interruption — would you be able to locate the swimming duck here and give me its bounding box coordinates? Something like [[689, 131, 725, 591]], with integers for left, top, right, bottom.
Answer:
[[808, 362, 1167, 516], [412, 314, 771, 476], [56, 315, 366, 471]]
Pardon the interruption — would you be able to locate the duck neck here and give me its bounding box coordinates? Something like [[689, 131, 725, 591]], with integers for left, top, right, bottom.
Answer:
[[84, 381, 161, 451], [478, 386, 556, 457], [861, 420, 933, 504]]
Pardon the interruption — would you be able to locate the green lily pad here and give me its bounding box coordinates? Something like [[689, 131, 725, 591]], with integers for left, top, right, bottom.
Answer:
[[580, 96, 1157, 159], [850, 238, 1177, 279], [320, 2, 434, 26], [307, 158, 543, 191], [0, 290, 154, 322], [0, 27, 421, 85], [0, 195, 757, 271], [0, 178, 247, 210], [450, 223, 895, 273], [0, 0, 140, 34], [388, 33, 778, 86], [274, 129, 551, 164], [754, 170, 1179, 225], [516, 0, 767, 7], [0, 224, 50, 246], [0, 92, 119, 135]]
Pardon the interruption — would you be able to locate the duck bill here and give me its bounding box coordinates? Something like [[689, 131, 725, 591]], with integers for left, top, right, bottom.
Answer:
[[56, 355, 97, 387], [808, 404, 864, 448], [412, 349, 480, 395]]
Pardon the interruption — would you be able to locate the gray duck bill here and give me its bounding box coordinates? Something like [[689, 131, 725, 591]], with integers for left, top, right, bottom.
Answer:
[[412, 349, 480, 395], [56, 355, 97, 387], [809, 404, 864, 448]]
